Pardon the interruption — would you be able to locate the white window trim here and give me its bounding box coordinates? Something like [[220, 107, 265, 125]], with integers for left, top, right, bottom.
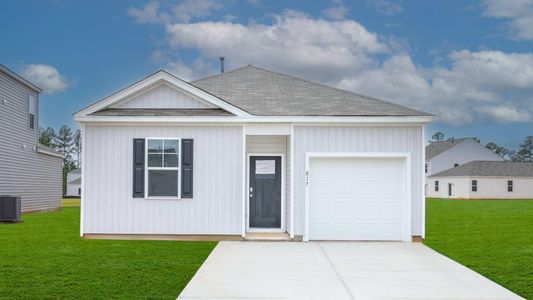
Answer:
[[144, 137, 182, 200]]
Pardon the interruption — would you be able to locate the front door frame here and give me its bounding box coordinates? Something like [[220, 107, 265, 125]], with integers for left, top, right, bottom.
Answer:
[[246, 153, 285, 233]]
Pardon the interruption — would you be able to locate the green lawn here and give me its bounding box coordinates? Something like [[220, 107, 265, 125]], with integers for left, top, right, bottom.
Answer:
[[2, 199, 531, 299], [425, 198, 533, 299], [62, 198, 80, 207], [0, 206, 216, 299]]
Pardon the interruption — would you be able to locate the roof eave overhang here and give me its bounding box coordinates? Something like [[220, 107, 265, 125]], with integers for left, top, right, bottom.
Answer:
[[74, 70, 251, 118], [0, 64, 42, 93], [75, 115, 434, 124]]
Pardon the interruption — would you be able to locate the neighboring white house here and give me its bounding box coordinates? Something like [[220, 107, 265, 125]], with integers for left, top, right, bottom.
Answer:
[[0, 64, 63, 213], [427, 161, 533, 199], [66, 169, 81, 197], [74, 66, 433, 242], [425, 138, 503, 177]]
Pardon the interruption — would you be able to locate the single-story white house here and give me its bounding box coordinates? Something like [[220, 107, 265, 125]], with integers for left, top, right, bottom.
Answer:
[[74, 65, 433, 242], [427, 161, 533, 199], [66, 168, 81, 197]]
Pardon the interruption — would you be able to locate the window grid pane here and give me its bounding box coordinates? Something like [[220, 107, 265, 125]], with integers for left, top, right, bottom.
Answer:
[[146, 139, 180, 198]]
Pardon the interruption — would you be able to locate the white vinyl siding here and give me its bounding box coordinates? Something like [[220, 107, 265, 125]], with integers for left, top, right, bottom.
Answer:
[[426, 176, 533, 199], [294, 125, 424, 236], [83, 125, 243, 235], [111, 83, 214, 109], [0, 70, 62, 212]]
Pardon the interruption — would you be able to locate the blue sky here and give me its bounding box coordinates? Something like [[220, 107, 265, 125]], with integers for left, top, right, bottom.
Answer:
[[1, 0, 532, 149]]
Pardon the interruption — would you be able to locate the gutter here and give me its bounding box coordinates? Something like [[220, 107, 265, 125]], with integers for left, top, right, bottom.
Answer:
[[36, 145, 64, 158], [74, 115, 435, 124]]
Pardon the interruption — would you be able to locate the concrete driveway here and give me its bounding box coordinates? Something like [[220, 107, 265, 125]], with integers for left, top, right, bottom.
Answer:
[[179, 241, 522, 300]]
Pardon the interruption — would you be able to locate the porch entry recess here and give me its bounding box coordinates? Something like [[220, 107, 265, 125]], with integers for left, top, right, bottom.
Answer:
[[249, 156, 282, 229]]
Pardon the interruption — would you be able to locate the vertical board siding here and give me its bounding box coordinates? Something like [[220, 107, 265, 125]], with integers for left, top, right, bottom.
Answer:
[[293, 125, 424, 236], [285, 136, 291, 233], [0, 71, 63, 212], [111, 84, 214, 109], [84, 125, 243, 234], [246, 135, 290, 232]]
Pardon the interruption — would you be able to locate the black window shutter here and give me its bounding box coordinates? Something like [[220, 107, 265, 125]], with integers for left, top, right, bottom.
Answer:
[[181, 139, 193, 198], [133, 138, 145, 198], [29, 114, 35, 129]]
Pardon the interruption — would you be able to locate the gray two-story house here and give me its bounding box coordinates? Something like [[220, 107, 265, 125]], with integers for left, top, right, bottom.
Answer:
[[0, 64, 63, 212]]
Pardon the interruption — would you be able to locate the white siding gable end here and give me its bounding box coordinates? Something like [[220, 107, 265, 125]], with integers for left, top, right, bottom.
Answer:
[[110, 83, 215, 109]]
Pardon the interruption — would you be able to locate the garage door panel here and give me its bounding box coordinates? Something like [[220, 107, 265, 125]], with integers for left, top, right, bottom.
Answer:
[[312, 179, 356, 195], [308, 156, 407, 241]]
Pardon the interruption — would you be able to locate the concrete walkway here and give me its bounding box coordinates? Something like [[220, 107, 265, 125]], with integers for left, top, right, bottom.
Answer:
[[179, 241, 522, 299]]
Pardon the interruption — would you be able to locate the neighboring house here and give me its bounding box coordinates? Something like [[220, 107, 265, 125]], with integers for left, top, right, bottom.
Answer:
[[74, 65, 433, 242], [66, 169, 81, 197], [427, 161, 533, 199], [425, 138, 503, 177], [0, 64, 63, 212]]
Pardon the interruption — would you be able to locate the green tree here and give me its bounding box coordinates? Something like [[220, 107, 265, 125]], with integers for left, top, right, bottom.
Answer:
[[39, 127, 57, 148], [517, 136, 533, 162], [73, 129, 82, 168], [486, 142, 516, 160], [429, 132, 445, 143], [55, 125, 75, 195], [55, 125, 74, 158]]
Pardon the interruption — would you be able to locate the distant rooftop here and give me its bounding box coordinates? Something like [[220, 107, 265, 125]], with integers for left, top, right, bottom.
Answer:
[[429, 161, 533, 178], [0, 64, 42, 93], [425, 138, 476, 160]]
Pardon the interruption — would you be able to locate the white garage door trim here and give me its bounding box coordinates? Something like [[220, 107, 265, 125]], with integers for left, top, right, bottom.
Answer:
[[304, 152, 412, 242]]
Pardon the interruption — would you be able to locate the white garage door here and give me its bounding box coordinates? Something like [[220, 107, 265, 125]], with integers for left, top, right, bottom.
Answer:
[[308, 156, 408, 241]]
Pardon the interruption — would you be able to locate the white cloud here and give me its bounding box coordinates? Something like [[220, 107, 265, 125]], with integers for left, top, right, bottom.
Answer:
[[173, 0, 224, 23], [482, 0, 533, 40], [167, 58, 213, 81], [128, 1, 164, 24], [130, 6, 533, 125], [20, 64, 69, 95], [128, 0, 224, 24], [476, 105, 531, 122], [165, 10, 388, 83], [322, 0, 349, 20], [338, 50, 533, 124], [366, 0, 403, 16]]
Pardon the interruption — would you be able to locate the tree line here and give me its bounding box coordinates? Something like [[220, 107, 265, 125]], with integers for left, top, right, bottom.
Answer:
[[429, 132, 533, 162], [39, 125, 81, 195]]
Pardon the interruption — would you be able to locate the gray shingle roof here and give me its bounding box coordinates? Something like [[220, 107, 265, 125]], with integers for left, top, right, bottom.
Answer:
[[425, 138, 474, 160], [91, 108, 233, 116], [429, 161, 533, 178], [191, 65, 431, 117]]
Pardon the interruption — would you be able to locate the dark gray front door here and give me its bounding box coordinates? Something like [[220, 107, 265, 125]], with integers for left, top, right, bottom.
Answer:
[[249, 156, 282, 228]]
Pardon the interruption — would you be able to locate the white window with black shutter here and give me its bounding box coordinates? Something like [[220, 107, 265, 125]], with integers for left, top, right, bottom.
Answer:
[[146, 138, 181, 199], [132, 137, 193, 199]]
